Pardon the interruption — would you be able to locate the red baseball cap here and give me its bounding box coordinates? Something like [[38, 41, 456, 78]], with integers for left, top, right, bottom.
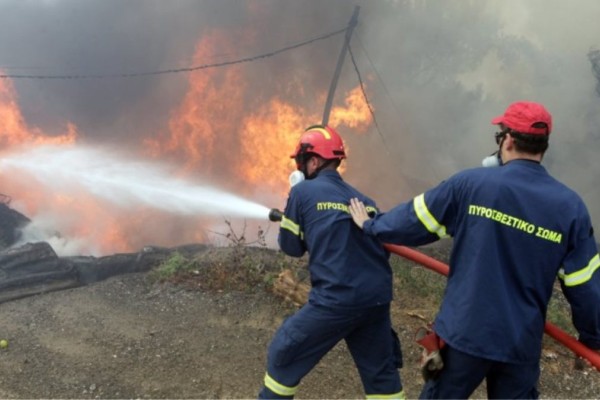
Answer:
[[491, 101, 552, 135]]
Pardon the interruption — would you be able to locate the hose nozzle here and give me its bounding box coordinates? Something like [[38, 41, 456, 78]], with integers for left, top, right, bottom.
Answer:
[[269, 208, 283, 222]]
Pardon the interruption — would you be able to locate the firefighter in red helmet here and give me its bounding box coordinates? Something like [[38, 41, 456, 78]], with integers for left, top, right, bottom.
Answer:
[[258, 125, 405, 399], [349, 101, 600, 399], [290, 125, 346, 179]]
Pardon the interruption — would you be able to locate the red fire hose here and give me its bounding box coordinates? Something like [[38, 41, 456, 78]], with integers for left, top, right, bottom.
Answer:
[[383, 243, 600, 371]]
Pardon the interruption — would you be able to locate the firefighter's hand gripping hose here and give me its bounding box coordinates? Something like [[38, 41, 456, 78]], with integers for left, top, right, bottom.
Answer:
[[415, 326, 445, 381], [268, 208, 283, 222]]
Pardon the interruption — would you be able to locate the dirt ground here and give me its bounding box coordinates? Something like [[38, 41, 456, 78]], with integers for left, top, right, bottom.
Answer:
[[0, 246, 598, 399]]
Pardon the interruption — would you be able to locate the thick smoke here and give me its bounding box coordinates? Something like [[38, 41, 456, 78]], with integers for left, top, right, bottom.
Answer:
[[1, 0, 600, 253]]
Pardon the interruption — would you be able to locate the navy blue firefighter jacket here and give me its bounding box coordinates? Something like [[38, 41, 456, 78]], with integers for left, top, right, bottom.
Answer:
[[363, 160, 600, 364], [279, 169, 393, 309]]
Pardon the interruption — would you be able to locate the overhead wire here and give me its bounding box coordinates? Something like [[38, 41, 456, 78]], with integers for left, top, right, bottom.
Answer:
[[349, 31, 445, 195], [0, 27, 346, 80], [347, 43, 387, 148], [353, 32, 406, 125], [347, 40, 425, 196], [352, 30, 443, 186]]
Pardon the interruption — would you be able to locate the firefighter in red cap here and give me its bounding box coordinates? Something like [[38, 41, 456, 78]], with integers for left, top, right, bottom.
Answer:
[[258, 125, 404, 399], [348, 101, 600, 399]]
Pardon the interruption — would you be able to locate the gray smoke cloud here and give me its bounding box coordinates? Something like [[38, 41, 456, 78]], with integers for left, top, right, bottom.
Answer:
[[1, 0, 600, 252]]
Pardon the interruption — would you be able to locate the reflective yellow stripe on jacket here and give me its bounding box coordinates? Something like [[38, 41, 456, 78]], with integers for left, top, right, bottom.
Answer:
[[559, 254, 600, 287], [281, 215, 303, 239], [414, 193, 448, 239]]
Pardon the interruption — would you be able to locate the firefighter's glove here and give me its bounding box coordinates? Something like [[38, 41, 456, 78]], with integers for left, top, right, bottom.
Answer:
[[574, 349, 600, 371], [415, 327, 445, 381]]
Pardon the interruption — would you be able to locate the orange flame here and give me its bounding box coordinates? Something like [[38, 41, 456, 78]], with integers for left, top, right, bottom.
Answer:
[[144, 30, 248, 179], [1, 26, 375, 255], [239, 98, 309, 191], [0, 78, 77, 149], [145, 28, 374, 199], [330, 85, 373, 130]]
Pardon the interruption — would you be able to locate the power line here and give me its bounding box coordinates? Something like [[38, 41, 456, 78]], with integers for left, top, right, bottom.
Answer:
[[0, 27, 346, 80], [354, 32, 405, 124], [347, 42, 387, 148], [347, 39, 427, 196], [352, 31, 442, 187]]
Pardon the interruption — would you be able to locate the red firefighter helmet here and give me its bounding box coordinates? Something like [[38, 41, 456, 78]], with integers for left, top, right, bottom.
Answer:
[[290, 125, 347, 163]]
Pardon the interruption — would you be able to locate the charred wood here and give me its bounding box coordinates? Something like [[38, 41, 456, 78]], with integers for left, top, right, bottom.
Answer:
[[0, 202, 30, 250], [0, 242, 208, 304]]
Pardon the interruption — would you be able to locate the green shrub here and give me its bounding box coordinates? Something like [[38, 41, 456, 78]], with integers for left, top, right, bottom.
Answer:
[[150, 252, 196, 281]]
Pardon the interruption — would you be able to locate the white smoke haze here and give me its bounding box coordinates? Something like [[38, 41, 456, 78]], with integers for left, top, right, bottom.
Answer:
[[15, 214, 97, 256], [1, 0, 600, 254]]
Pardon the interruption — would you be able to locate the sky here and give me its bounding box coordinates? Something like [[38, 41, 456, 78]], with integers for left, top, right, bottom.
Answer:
[[1, 0, 600, 254]]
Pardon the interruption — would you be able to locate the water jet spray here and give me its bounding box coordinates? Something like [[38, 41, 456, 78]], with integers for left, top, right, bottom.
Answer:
[[0, 145, 275, 221]]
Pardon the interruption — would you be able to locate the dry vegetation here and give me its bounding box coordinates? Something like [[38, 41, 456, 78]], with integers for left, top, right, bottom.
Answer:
[[147, 239, 600, 399]]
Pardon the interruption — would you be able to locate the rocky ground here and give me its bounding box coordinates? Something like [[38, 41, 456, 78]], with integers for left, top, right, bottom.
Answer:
[[0, 245, 598, 399]]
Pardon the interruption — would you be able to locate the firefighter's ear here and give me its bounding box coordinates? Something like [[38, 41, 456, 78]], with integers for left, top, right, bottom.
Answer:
[[504, 132, 515, 150]]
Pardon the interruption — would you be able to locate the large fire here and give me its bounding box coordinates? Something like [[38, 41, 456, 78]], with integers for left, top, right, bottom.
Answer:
[[145, 30, 372, 197], [0, 28, 373, 256]]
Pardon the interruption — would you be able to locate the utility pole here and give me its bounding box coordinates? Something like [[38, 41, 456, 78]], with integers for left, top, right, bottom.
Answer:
[[322, 5, 360, 126]]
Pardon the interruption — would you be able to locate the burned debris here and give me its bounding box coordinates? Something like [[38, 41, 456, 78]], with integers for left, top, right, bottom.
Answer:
[[0, 198, 203, 304], [0, 194, 30, 250]]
